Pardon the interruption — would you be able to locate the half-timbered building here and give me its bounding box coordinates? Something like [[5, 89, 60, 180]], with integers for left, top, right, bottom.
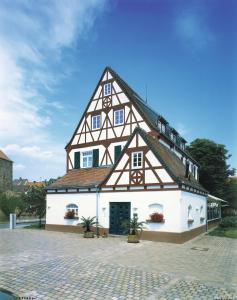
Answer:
[[46, 67, 208, 243]]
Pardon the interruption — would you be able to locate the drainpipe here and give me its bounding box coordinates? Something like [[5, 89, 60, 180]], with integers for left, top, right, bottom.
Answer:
[[95, 185, 100, 237], [206, 195, 208, 232]]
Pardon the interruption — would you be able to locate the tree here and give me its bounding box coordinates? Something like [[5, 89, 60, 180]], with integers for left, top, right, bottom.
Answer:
[[0, 191, 26, 219], [24, 186, 46, 226], [225, 178, 237, 210], [187, 139, 235, 199]]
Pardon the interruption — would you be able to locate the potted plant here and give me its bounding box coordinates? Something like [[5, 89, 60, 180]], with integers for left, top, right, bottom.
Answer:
[[79, 216, 98, 238], [123, 215, 145, 243], [148, 212, 165, 223], [200, 217, 205, 222]]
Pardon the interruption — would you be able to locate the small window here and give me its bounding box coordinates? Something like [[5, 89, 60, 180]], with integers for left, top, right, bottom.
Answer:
[[104, 83, 111, 96], [132, 152, 143, 168], [82, 151, 93, 168], [188, 205, 193, 220], [92, 115, 101, 130], [114, 109, 124, 125], [66, 204, 78, 216], [161, 123, 166, 133]]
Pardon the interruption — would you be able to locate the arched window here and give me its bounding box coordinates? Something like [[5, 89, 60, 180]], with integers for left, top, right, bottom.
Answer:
[[66, 204, 78, 216], [148, 203, 164, 214]]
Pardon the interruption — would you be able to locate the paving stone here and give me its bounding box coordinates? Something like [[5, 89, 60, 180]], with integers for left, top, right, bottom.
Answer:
[[0, 229, 236, 299]]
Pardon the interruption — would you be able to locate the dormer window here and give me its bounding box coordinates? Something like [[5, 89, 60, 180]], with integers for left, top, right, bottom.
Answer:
[[104, 83, 111, 96], [132, 152, 143, 169], [114, 109, 124, 125], [161, 123, 166, 133], [92, 115, 101, 130]]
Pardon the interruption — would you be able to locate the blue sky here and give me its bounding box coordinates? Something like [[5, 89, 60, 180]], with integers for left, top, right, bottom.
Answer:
[[0, 0, 236, 180]]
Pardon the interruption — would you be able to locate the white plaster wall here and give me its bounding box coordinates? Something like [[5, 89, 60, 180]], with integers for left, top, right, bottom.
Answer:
[[46, 193, 96, 226], [180, 191, 207, 231], [99, 190, 182, 233]]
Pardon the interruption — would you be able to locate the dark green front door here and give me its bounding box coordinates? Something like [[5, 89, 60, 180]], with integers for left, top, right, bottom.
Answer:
[[109, 202, 131, 235]]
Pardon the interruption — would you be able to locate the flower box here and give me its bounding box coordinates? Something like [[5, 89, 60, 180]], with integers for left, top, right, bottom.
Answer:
[[187, 219, 194, 224], [149, 212, 165, 223], [64, 210, 78, 220], [146, 219, 165, 224], [200, 217, 205, 222]]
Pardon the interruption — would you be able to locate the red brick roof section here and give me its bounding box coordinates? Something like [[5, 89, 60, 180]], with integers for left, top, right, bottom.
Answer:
[[0, 150, 12, 162], [48, 167, 112, 189]]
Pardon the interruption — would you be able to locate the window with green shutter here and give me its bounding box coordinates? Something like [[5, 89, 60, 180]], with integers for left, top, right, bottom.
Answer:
[[93, 149, 99, 167], [114, 145, 122, 163], [74, 152, 80, 169]]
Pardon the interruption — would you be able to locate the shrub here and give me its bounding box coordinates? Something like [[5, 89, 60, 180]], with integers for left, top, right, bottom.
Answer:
[[64, 210, 75, 219], [0, 191, 26, 219], [150, 212, 164, 223], [220, 216, 237, 228]]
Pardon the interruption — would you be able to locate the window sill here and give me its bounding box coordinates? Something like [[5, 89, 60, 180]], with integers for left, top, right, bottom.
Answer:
[[64, 217, 79, 220], [146, 220, 165, 224]]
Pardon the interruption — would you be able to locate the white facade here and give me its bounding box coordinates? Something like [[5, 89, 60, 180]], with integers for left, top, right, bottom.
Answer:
[[46, 190, 207, 233]]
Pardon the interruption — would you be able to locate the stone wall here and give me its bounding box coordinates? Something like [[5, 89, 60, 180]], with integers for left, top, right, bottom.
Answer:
[[0, 159, 13, 192]]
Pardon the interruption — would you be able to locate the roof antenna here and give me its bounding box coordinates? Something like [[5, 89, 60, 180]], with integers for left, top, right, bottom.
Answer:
[[145, 84, 148, 103]]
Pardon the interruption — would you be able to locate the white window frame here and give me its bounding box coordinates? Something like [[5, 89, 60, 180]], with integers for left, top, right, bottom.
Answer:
[[132, 151, 143, 169], [82, 151, 93, 168], [66, 204, 78, 216], [104, 83, 111, 96], [114, 109, 124, 126], [92, 115, 101, 130]]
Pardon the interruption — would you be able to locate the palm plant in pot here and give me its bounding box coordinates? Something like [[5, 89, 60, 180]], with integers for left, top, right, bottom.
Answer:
[[123, 215, 145, 243], [79, 216, 98, 238]]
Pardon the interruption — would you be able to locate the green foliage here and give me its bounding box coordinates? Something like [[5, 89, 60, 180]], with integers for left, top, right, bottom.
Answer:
[[220, 216, 237, 228], [123, 215, 145, 235], [24, 224, 45, 229], [23, 186, 46, 226], [0, 191, 26, 219], [187, 139, 235, 199], [225, 178, 237, 210], [79, 216, 98, 232], [208, 227, 237, 239]]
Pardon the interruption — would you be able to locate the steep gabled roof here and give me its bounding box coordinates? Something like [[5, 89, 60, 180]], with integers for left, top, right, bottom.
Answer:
[[102, 127, 207, 193], [46, 167, 111, 189], [0, 150, 12, 162], [136, 128, 207, 192], [106, 67, 187, 142]]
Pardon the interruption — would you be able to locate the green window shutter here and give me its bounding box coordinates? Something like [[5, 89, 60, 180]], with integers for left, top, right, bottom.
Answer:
[[114, 145, 122, 163], [74, 152, 80, 169], [93, 149, 99, 167]]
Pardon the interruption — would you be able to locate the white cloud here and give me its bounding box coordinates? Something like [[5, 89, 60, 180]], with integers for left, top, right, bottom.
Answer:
[[175, 6, 214, 51], [14, 164, 26, 171], [0, 0, 107, 180]]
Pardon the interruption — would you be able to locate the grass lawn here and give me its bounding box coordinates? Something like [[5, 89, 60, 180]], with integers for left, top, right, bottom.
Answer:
[[24, 224, 45, 230], [209, 227, 237, 239]]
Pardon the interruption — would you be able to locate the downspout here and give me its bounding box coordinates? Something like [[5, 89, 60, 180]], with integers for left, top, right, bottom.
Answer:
[[95, 184, 100, 237], [206, 195, 208, 232]]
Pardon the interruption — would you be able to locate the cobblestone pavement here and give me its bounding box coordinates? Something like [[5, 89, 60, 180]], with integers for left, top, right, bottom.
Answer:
[[0, 229, 236, 299]]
